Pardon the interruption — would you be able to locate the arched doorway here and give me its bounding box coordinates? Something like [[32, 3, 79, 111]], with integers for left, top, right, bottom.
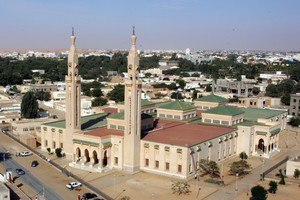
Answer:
[[76, 147, 81, 158], [84, 149, 90, 163], [258, 139, 265, 153], [103, 150, 108, 167], [93, 151, 99, 164]]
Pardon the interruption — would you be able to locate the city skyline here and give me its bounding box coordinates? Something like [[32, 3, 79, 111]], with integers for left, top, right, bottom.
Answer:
[[0, 0, 299, 51]]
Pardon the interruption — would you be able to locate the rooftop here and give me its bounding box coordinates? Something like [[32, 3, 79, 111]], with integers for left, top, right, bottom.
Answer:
[[156, 101, 195, 111], [195, 94, 228, 103], [84, 126, 124, 137], [203, 105, 244, 116], [143, 119, 235, 147], [43, 112, 108, 130], [240, 107, 286, 121]]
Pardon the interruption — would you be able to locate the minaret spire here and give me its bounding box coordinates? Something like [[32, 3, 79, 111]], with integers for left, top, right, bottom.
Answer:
[[64, 30, 81, 158], [124, 29, 142, 172]]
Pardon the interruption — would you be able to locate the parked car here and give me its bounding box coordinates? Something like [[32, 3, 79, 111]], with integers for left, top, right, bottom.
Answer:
[[19, 151, 32, 157], [81, 193, 97, 199], [31, 160, 38, 167], [66, 182, 82, 190], [15, 168, 25, 175]]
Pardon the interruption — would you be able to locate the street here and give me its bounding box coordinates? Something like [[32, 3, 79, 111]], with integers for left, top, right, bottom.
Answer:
[[0, 129, 92, 200]]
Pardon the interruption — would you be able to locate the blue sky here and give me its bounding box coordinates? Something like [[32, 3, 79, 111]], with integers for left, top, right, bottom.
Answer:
[[0, 0, 299, 51]]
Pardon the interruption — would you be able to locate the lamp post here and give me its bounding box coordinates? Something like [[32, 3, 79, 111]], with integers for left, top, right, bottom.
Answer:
[[235, 173, 239, 194], [261, 160, 265, 181]]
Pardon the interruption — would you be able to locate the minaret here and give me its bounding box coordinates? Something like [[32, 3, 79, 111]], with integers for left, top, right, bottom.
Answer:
[[123, 27, 142, 172], [64, 28, 81, 157]]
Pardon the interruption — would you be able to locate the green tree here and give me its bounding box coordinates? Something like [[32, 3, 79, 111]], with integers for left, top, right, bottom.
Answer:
[[92, 97, 108, 106], [199, 159, 220, 177], [229, 160, 251, 175], [35, 91, 51, 101], [21, 91, 38, 119], [239, 152, 248, 161], [281, 94, 290, 105], [265, 84, 280, 97], [294, 169, 300, 179], [144, 72, 152, 78], [176, 79, 186, 89], [107, 84, 125, 103], [205, 85, 212, 92], [55, 148, 63, 157], [251, 185, 267, 200], [252, 87, 260, 95], [289, 117, 300, 127], [268, 180, 278, 194], [91, 88, 103, 97], [171, 92, 184, 100], [171, 181, 191, 195], [278, 169, 286, 185]]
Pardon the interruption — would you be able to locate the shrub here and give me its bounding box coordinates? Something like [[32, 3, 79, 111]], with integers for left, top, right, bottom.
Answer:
[[251, 185, 267, 200], [268, 180, 278, 194], [55, 148, 63, 157], [294, 169, 300, 179], [171, 181, 191, 195]]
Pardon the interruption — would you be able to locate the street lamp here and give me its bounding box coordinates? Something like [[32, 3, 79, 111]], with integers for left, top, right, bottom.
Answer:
[[235, 173, 239, 194], [261, 160, 265, 181]]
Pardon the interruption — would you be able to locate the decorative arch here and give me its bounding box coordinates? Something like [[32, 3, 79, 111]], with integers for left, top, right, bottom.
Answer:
[[93, 150, 99, 164], [84, 149, 90, 163], [258, 139, 265, 153], [103, 150, 108, 167], [76, 147, 81, 158]]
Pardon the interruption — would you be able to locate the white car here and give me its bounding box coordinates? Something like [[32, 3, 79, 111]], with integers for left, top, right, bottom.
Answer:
[[66, 182, 82, 190], [19, 151, 32, 157]]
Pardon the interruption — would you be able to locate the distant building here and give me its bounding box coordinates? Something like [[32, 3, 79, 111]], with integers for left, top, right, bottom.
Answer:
[[289, 94, 300, 116], [238, 97, 281, 108], [216, 79, 254, 97]]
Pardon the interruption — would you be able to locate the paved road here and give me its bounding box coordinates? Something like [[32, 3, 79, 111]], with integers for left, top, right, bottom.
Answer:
[[0, 130, 92, 200], [0, 148, 62, 200], [204, 147, 299, 200]]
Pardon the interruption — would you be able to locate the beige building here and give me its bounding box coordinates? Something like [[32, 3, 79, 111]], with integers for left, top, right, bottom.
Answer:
[[238, 97, 281, 108], [40, 31, 288, 180], [194, 94, 228, 110]]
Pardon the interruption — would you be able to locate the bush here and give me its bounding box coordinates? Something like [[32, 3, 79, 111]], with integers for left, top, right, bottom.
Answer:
[[46, 148, 51, 154], [268, 180, 278, 194], [294, 169, 300, 179], [251, 185, 267, 200], [171, 181, 191, 195], [55, 148, 63, 157]]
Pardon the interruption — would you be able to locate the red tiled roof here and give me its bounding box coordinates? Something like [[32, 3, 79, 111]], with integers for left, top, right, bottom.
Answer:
[[143, 120, 235, 147], [102, 107, 118, 114], [85, 126, 124, 137]]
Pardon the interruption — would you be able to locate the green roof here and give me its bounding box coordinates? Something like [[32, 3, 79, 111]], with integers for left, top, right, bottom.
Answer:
[[156, 101, 195, 111], [118, 99, 155, 107], [204, 105, 244, 116], [107, 112, 124, 120], [73, 139, 99, 147], [240, 108, 286, 121], [107, 112, 153, 120], [196, 94, 228, 103], [237, 120, 266, 127], [43, 113, 108, 130]]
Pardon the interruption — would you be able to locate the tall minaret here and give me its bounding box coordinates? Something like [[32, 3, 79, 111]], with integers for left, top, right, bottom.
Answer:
[[123, 27, 142, 172], [64, 28, 81, 157]]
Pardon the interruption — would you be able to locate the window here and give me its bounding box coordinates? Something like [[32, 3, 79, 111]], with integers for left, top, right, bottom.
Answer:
[[115, 157, 118, 165], [51, 128, 55, 133], [166, 162, 169, 170], [29, 127, 34, 131], [177, 148, 182, 154], [166, 114, 172, 119], [52, 141, 56, 148], [154, 145, 159, 150], [45, 140, 48, 146], [23, 128, 28, 132], [178, 165, 182, 173], [144, 143, 149, 148], [155, 160, 159, 168], [59, 129, 63, 133], [164, 146, 170, 152], [110, 124, 116, 129], [145, 159, 149, 167], [60, 142, 63, 148]]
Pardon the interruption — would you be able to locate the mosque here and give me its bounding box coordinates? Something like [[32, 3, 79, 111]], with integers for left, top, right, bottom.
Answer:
[[41, 30, 287, 179]]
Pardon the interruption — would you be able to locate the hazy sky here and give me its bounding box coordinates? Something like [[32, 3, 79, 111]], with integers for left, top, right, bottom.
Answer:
[[0, 0, 299, 51]]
